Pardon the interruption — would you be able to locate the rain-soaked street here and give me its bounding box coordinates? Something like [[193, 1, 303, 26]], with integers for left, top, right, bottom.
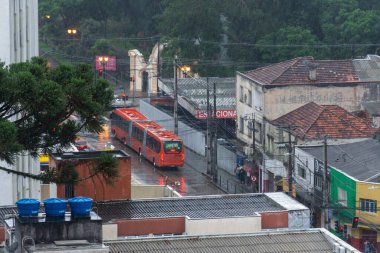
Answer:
[[80, 120, 225, 196]]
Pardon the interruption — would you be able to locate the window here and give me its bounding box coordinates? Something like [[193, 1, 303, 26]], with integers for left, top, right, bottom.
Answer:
[[338, 187, 347, 206], [239, 86, 244, 102], [297, 164, 306, 179], [255, 122, 262, 143], [360, 199, 377, 213], [147, 135, 161, 153], [314, 175, 322, 190], [240, 116, 244, 133], [247, 121, 252, 138], [248, 90, 252, 106], [267, 135, 274, 153], [254, 89, 263, 110]]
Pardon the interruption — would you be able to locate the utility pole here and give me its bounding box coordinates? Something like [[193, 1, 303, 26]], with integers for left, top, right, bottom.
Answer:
[[212, 82, 218, 182], [252, 115, 256, 154], [173, 55, 178, 135], [287, 125, 293, 196], [206, 78, 211, 175], [323, 135, 329, 229]]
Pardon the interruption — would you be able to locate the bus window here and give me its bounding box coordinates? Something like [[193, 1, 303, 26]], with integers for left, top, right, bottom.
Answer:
[[164, 141, 182, 154]]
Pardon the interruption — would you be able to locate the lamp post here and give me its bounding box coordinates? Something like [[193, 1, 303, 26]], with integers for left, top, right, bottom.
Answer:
[[67, 28, 77, 62], [98, 56, 109, 79]]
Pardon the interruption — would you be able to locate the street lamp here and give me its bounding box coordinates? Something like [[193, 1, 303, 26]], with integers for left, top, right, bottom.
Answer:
[[98, 56, 109, 79], [67, 28, 77, 36], [180, 65, 191, 77]]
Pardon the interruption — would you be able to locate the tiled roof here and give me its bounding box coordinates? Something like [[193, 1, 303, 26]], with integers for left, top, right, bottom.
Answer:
[[271, 102, 378, 140], [243, 56, 359, 86], [301, 139, 380, 182], [95, 194, 288, 222], [105, 229, 337, 253]]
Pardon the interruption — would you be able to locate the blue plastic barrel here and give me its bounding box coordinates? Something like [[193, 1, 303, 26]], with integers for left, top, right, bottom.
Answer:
[[68, 197, 93, 217], [16, 198, 40, 217], [43, 198, 67, 217]]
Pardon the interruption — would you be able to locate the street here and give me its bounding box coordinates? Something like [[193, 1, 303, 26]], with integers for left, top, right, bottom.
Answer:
[[80, 120, 225, 196]]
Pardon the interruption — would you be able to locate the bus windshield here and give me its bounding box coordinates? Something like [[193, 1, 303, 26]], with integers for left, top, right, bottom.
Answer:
[[164, 141, 182, 154]]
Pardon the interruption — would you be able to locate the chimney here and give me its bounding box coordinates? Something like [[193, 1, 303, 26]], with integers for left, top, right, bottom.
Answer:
[[303, 60, 318, 81], [309, 68, 317, 81]]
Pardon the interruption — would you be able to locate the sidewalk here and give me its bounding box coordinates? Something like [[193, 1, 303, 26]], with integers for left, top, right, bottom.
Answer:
[[185, 148, 254, 194]]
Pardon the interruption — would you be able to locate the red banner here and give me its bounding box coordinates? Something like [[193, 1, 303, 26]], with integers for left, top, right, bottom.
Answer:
[[95, 56, 117, 71], [195, 109, 237, 119]]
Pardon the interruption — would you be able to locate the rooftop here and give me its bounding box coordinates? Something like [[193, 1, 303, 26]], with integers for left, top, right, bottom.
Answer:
[[0, 193, 306, 223], [158, 77, 236, 118], [300, 139, 380, 182], [242, 56, 360, 86], [94, 192, 306, 222], [271, 102, 378, 140], [104, 229, 358, 253], [50, 150, 130, 160]]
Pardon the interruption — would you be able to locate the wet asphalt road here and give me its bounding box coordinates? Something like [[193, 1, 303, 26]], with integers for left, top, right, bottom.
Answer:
[[81, 122, 225, 196]]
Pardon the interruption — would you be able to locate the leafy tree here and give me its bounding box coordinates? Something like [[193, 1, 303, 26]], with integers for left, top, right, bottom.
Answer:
[[156, 0, 223, 76], [257, 26, 320, 62], [0, 57, 113, 164]]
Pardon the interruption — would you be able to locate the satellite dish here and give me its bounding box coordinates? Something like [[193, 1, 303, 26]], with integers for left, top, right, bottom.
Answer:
[[22, 236, 35, 253]]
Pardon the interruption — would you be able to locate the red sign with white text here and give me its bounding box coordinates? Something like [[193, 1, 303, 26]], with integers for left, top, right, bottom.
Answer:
[[95, 56, 117, 71], [195, 110, 237, 119]]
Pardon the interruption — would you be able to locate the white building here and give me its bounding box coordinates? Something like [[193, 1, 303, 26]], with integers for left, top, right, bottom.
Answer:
[[0, 0, 40, 205]]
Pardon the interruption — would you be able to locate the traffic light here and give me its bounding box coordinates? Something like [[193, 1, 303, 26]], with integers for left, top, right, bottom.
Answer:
[[334, 220, 340, 233], [352, 217, 359, 229]]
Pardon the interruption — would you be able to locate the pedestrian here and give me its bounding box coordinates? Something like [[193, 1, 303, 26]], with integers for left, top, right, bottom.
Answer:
[[364, 240, 370, 253], [246, 169, 251, 185], [234, 165, 240, 180], [240, 167, 245, 184]]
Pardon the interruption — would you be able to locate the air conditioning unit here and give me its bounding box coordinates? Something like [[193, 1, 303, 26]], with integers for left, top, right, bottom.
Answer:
[[244, 146, 252, 156]]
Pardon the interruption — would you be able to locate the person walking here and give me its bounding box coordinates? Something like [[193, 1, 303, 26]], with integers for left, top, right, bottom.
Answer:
[[239, 167, 245, 184]]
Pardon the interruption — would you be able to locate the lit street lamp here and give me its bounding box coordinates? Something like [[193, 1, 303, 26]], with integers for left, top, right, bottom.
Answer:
[[180, 65, 191, 77], [67, 28, 77, 36], [98, 56, 109, 79]]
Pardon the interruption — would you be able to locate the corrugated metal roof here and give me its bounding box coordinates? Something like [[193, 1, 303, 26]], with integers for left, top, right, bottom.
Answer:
[[301, 139, 380, 182], [353, 54, 380, 82], [95, 194, 287, 222], [159, 77, 236, 111], [0, 194, 308, 223], [105, 230, 335, 253]]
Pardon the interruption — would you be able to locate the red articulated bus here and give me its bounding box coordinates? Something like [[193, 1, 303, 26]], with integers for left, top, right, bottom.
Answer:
[[110, 108, 185, 168]]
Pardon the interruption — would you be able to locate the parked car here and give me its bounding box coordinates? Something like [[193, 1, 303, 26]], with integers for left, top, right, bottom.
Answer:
[[74, 141, 90, 151], [104, 141, 115, 151]]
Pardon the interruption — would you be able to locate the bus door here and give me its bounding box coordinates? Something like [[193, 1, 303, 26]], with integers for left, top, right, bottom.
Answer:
[[128, 120, 133, 146], [142, 129, 148, 157]]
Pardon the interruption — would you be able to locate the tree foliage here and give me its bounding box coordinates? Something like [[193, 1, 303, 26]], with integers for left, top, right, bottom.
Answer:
[[0, 57, 113, 164], [39, 0, 380, 75]]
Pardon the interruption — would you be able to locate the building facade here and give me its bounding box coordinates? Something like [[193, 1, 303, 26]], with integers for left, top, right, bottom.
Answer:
[[0, 0, 40, 206], [236, 56, 380, 154]]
